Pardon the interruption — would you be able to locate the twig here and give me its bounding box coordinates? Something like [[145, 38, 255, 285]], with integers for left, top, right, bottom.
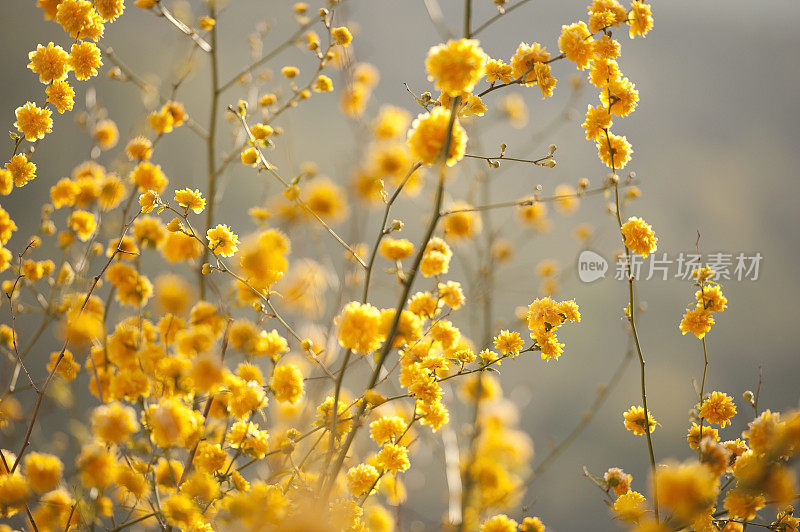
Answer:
[[471, 0, 536, 36], [155, 3, 212, 52]]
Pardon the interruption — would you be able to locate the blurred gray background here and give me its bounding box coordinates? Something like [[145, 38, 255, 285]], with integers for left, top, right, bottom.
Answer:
[[2, 0, 800, 530]]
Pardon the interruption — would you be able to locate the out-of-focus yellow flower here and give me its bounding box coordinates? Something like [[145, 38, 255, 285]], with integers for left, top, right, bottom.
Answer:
[[426, 38, 487, 96], [407, 107, 467, 167]]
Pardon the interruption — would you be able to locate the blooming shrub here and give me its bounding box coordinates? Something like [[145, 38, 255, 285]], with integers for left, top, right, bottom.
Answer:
[[0, 1, 797, 531]]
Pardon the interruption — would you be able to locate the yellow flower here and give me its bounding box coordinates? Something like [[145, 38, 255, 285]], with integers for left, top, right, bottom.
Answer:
[[493, 330, 525, 358], [252, 329, 289, 360], [370, 416, 407, 444], [130, 161, 168, 193], [379, 237, 414, 261], [333, 26, 353, 46], [98, 175, 125, 210], [620, 216, 657, 257], [336, 301, 383, 355], [162, 493, 200, 529], [419, 236, 452, 277], [46, 80, 75, 113], [443, 202, 481, 239], [520, 517, 546, 532], [0, 170, 11, 196], [438, 280, 465, 308], [656, 461, 719, 523], [696, 284, 727, 313], [6, 154, 36, 188], [601, 77, 639, 117], [376, 443, 410, 474], [193, 441, 227, 474], [425, 38, 487, 96], [597, 132, 633, 169], [583, 104, 613, 141], [510, 42, 550, 85], [126, 136, 153, 160], [91, 402, 140, 443], [138, 190, 159, 213], [374, 105, 411, 139], [241, 147, 259, 166], [623, 405, 659, 436], [163, 101, 187, 127], [629, 2, 654, 39], [724, 488, 765, 521], [614, 490, 647, 522], [69, 41, 102, 80], [92, 118, 118, 150], [95, 0, 125, 21], [56, 0, 95, 38], [464, 94, 487, 117], [604, 467, 632, 496], [742, 410, 781, 454], [197, 15, 215, 30], [145, 398, 202, 449], [595, 35, 621, 60], [409, 291, 439, 318], [23, 452, 63, 492], [68, 210, 96, 241], [686, 422, 719, 449], [588, 0, 628, 33], [346, 464, 380, 496], [14, 101, 52, 141], [700, 391, 737, 427], [250, 123, 273, 140], [303, 178, 348, 222], [534, 62, 557, 99], [486, 58, 513, 84], [558, 22, 595, 70], [149, 109, 174, 134], [589, 57, 622, 87], [407, 107, 468, 167], [0, 208, 16, 245], [314, 75, 334, 92], [281, 65, 299, 78], [270, 364, 304, 403], [28, 42, 70, 83], [481, 514, 519, 532], [206, 224, 239, 257], [0, 473, 31, 515], [679, 307, 715, 339], [315, 396, 352, 436], [174, 188, 206, 214]]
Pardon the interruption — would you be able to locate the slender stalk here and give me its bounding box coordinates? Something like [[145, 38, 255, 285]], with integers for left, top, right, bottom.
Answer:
[[108, 512, 157, 532], [612, 172, 659, 521], [322, 96, 461, 494], [463, 0, 472, 37], [217, 19, 316, 94], [200, 3, 220, 301], [472, 0, 536, 36], [322, 168, 447, 497], [698, 336, 709, 459]]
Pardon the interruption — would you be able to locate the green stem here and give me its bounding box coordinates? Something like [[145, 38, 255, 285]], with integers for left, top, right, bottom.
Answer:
[[200, 3, 219, 301]]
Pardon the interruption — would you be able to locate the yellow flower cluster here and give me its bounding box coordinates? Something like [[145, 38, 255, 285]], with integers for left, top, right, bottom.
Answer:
[[7, 2, 788, 532], [680, 266, 727, 339]]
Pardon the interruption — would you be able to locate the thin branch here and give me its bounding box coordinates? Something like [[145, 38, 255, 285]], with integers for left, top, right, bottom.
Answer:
[[471, 0, 536, 36], [229, 107, 367, 268], [155, 3, 212, 52], [217, 18, 317, 94]]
